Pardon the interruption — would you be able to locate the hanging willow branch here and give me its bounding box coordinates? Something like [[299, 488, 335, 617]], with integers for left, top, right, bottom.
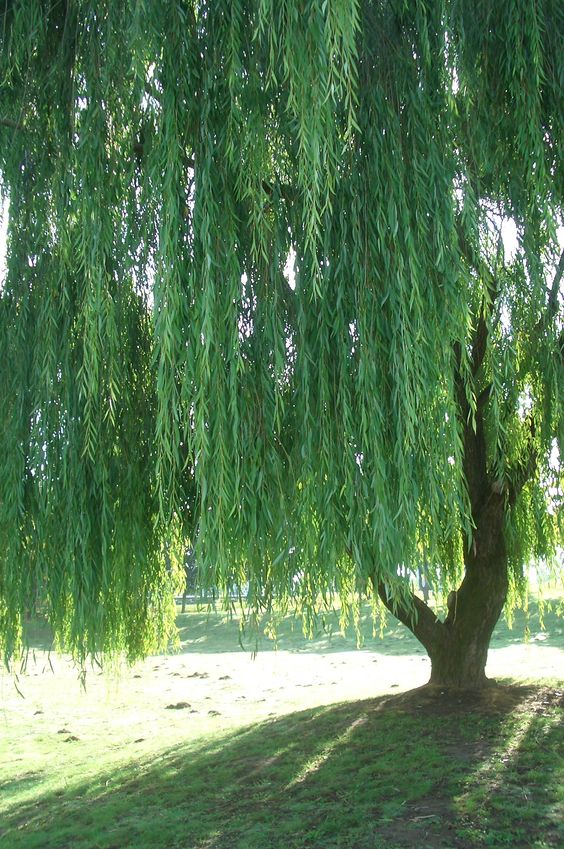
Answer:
[[0, 117, 23, 130], [0, 0, 562, 664]]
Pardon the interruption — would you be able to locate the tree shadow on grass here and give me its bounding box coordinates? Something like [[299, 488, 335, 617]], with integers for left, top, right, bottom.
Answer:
[[2, 685, 562, 849], [449, 687, 564, 849]]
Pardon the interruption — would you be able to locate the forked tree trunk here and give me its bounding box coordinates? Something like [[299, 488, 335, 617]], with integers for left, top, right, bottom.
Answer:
[[376, 492, 509, 689], [430, 491, 509, 686], [426, 555, 508, 688]]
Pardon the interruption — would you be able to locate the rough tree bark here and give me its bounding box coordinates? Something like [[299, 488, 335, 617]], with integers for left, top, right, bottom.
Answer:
[[374, 490, 508, 688], [372, 261, 520, 689], [426, 492, 508, 687]]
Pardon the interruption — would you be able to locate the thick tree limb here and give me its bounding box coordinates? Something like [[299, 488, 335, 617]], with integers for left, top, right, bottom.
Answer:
[[372, 576, 442, 653], [452, 341, 470, 422], [453, 222, 501, 517], [471, 267, 499, 376], [514, 248, 564, 384], [0, 117, 23, 130], [474, 382, 493, 416]]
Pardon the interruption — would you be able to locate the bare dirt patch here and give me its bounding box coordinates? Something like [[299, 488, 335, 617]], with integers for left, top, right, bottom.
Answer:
[[388, 681, 563, 716]]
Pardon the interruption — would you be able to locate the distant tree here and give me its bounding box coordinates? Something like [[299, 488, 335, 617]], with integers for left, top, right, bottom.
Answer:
[[0, 1, 562, 687], [181, 548, 198, 612]]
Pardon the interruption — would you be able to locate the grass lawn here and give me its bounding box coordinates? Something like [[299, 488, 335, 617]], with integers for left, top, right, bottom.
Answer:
[[0, 594, 562, 849]]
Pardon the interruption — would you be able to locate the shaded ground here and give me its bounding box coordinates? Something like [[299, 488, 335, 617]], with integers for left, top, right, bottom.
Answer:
[[1, 684, 562, 849], [1, 596, 562, 849], [368, 684, 564, 849]]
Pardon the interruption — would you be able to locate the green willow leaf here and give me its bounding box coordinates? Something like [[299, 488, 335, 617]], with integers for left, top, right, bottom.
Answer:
[[0, 0, 562, 666]]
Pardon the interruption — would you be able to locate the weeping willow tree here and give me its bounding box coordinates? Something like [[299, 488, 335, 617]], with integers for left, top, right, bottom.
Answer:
[[1, 0, 563, 687]]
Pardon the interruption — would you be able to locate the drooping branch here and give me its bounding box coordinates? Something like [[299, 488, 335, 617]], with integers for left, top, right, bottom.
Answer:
[[452, 242, 503, 518], [471, 266, 500, 377], [0, 117, 23, 131], [1, 0, 562, 671], [527, 248, 564, 343], [514, 248, 564, 384], [2, 109, 291, 203], [546, 248, 564, 318], [466, 252, 561, 510], [476, 382, 492, 411], [452, 341, 470, 422], [508, 417, 538, 506], [131, 140, 287, 202], [453, 220, 500, 494]]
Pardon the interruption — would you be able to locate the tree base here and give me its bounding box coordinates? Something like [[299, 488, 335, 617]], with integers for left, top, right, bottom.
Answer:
[[424, 675, 497, 692], [427, 650, 492, 690]]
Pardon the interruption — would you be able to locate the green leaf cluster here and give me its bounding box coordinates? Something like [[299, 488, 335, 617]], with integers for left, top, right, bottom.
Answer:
[[0, 0, 562, 662]]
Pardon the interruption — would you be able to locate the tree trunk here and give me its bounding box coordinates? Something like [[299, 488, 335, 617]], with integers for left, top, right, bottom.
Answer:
[[427, 632, 492, 688], [428, 492, 509, 686], [376, 491, 509, 690]]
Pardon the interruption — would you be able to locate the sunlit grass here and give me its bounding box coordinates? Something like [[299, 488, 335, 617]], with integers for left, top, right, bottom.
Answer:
[[0, 594, 562, 849], [2, 686, 562, 849]]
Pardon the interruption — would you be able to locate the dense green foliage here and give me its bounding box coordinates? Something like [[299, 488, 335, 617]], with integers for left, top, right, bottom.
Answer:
[[1, 0, 563, 663]]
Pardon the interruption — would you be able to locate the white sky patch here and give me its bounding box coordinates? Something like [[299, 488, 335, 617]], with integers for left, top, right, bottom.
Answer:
[[518, 387, 533, 419], [501, 217, 518, 261], [284, 246, 296, 291], [238, 272, 254, 342], [545, 439, 562, 517]]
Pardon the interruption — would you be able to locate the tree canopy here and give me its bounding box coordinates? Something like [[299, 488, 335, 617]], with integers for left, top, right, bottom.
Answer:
[[1, 1, 563, 678]]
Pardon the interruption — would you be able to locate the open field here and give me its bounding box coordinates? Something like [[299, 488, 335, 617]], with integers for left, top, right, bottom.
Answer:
[[1, 595, 563, 849]]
